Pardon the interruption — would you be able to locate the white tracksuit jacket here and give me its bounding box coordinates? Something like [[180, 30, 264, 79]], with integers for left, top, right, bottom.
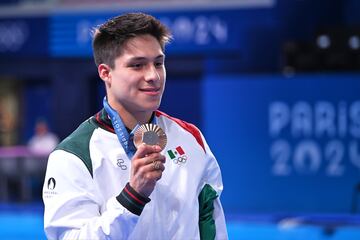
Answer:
[[43, 109, 228, 240]]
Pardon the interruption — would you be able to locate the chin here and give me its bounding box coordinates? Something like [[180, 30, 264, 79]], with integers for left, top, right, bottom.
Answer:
[[138, 103, 157, 111], [136, 99, 161, 112]]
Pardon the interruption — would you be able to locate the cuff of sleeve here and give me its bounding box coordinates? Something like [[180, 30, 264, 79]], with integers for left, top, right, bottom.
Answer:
[[116, 182, 151, 216]]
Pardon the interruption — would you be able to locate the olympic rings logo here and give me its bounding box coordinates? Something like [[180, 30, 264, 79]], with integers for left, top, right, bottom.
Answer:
[[173, 155, 187, 165], [117, 158, 127, 170]]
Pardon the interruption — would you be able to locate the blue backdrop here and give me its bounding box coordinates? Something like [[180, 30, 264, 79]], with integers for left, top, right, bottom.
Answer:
[[203, 73, 360, 214]]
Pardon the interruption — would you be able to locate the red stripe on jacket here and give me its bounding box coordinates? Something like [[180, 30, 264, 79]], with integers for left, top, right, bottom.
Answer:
[[155, 110, 205, 153]]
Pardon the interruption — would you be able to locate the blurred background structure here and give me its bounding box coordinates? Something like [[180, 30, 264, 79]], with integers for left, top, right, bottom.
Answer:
[[1, 0, 360, 239]]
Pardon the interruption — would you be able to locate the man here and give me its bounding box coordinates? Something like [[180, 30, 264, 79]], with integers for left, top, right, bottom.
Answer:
[[43, 12, 227, 239], [28, 119, 59, 156]]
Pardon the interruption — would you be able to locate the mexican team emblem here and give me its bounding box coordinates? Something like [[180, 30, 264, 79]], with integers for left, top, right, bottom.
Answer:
[[167, 146, 187, 165]]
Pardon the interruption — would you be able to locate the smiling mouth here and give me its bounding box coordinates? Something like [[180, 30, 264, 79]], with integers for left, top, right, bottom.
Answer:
[[140, 88, 161, 95]]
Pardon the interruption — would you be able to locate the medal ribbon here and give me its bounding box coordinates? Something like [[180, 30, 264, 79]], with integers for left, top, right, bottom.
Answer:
[[103, 97, 156, 159]]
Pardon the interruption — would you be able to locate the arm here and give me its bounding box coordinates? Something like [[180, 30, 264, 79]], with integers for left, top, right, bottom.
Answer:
[[198, 134, 228, 240], [43, 143, 165, 240], [43, 150, 142, 240]]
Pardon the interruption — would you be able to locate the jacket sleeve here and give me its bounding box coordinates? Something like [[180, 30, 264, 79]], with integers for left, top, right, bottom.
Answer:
[[43, 150, 142, 240], [199, 132, 228, 240]]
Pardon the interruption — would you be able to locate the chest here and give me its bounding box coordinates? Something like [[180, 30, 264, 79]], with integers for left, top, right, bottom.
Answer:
[[92, 128, 207, 203]]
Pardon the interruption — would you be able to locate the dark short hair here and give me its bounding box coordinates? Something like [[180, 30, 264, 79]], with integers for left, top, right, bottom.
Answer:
[[92, 12, 172, 68]]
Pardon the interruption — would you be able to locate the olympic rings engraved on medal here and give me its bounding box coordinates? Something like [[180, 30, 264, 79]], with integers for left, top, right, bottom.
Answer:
[[173, 155, 187, 165]]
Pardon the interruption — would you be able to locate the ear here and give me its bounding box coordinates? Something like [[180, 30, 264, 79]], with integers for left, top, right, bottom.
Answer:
[[98, 64, 112, 86]]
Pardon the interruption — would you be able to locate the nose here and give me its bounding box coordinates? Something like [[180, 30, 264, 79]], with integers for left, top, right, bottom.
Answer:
[[144, 65, 160, 82]]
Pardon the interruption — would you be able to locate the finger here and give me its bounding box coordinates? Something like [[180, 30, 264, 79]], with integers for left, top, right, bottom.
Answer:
[[138, 159, 165, 173], [152, 161, 165, 173], [144, 164, 165, 179], [152, 170, 164, 181], [143, 152, 166, 165], [151, 161, 166, 173], [133, 144, 162, 159], [132, 152, 165, 173], [135, 163, 164, 184]]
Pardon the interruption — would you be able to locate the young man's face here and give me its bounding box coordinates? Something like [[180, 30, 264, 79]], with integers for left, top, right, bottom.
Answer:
[[103, 34, 166, 116]]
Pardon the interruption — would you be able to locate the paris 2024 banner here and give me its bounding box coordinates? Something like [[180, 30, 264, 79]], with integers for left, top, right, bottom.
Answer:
[[203, 73, 360, 214]]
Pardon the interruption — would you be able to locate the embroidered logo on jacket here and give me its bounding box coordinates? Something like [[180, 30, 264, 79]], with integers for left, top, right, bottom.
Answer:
[[117, 158, 127, 170], [167, 146, 187, 165], [43, 177, 58, 199], [47, 177, 56, 190]]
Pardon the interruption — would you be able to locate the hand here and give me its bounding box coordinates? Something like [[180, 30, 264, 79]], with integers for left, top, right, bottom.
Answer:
[[129, 144, 166, 197]]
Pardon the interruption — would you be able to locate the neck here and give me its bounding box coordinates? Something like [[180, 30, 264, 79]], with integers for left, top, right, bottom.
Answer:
[[108, 99, 153, 130]]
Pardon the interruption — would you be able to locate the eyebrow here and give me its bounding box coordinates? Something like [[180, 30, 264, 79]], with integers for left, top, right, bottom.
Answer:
[[127, 54, 165, 62]]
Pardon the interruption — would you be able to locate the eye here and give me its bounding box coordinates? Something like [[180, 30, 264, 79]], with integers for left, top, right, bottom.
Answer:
[[155, 61, 164, 68], [129, 63, 144, 69]]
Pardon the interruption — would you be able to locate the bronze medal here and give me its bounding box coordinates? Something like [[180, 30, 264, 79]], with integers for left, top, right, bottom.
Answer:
[[133, 123, 167, 150]]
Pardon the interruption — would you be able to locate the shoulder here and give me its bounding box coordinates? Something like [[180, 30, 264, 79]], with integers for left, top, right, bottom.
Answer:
[[55, 117, 98, 176], [155, 110, 205, 152]]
